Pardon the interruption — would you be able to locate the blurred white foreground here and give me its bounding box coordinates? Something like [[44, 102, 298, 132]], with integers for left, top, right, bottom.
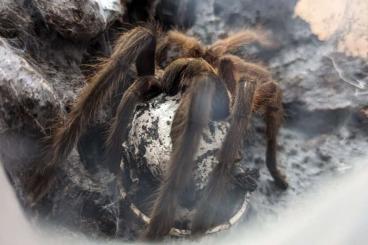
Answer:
[[1, 158, 368, 245]]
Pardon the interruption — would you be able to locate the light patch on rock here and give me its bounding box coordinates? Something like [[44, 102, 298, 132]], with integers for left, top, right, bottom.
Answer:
[[0, 38, 62, 132], [125, 94, 229, 190], [94, 0, 124, 24], [295, 0, 368, 59]]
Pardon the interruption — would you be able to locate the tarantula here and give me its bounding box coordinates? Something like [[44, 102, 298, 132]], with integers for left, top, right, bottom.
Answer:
[[27, 24, 288, 240]]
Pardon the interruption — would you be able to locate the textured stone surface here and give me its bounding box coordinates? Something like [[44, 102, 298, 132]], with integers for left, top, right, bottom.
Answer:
[[188, 0, 368, 224], [0, 0, 33, 38], [33, 0, 123, 41], [126, 94, 229, 190], [0, 0, 367, 241], [0, 38, 61, 133]]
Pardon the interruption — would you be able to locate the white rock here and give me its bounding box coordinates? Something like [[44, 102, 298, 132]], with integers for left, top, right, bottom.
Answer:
[[94, 0, 124, 24], [125, 94, 229, 190], [0, 38, 61, 132]]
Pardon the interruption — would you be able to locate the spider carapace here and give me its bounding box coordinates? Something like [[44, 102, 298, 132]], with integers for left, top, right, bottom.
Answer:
[[26, 24, 288, 240]]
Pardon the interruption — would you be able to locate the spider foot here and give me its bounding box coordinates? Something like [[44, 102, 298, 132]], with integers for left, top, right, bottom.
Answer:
[[231, 165, 259, 193], [273, 174, 289, 190]]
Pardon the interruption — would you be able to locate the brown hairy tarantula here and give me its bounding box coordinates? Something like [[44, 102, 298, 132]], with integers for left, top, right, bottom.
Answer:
[[27, 24, 288, 240]]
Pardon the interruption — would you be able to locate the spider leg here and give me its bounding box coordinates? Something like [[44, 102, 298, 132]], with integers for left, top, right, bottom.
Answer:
[[191, 77, 257, 234], [218, 56, 260, 192], [156, 31, 205, 67], [208, 28, 274, 57], [218, 56, 238, 103], [253, 81, 288, 189], [144, 65, 220, 240], [26, 26, 157, 205], [105, 25, 158, 173], [160, 57, 216, 94], [105, 77, 161, 173], [222, 55, 287, 189]]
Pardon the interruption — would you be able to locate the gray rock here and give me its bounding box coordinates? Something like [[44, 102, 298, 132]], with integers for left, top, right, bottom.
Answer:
[[189, 0, 368, 226], [33, 0, 123, 41], [0, 38, 61, 133], [93, 0, 125, 25], [193, 0, 368, 111], [0, 0, 33, 38]]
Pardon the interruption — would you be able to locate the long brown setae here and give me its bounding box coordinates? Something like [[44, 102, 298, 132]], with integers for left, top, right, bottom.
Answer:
[[26, 26, 157, 205], [191, 77, 257, 234], [144, 73, 218, 240], [23, 24, 288, 240], [209, 28, 274, 57], [104, 77, 161, 173]]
